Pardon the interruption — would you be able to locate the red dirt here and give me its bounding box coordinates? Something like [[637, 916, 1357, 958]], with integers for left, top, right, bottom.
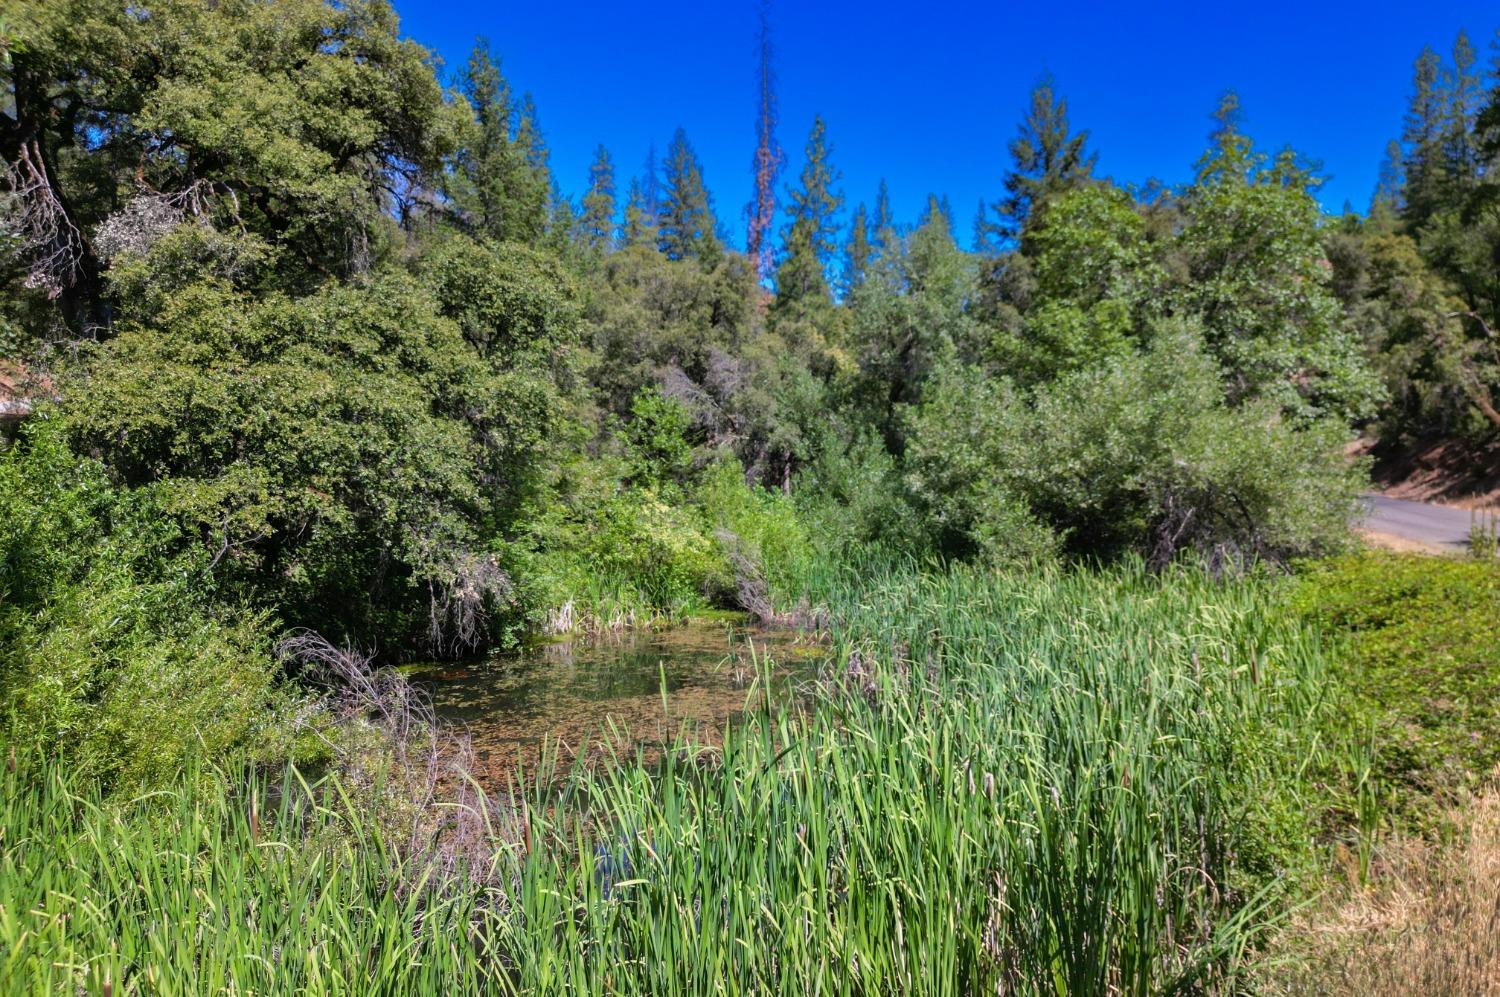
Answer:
[[1360, 437, 1500, 511], [0, 360, 53, 423]]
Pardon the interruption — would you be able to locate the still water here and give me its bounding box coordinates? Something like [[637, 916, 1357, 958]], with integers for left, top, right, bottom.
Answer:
[[411, 619, 826, 783]]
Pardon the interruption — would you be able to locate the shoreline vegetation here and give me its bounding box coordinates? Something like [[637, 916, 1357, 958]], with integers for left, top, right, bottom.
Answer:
[[5, 0, 1500, 991], [5, 550, 1500, 993]]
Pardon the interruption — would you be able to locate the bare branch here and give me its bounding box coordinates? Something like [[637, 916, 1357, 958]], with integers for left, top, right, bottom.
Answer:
[[1, 140, 86, 298]]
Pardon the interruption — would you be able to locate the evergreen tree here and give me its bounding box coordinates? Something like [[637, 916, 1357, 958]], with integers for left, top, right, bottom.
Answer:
[[917, 193, 955, 231], [1373, 138, 1406, 214], [1403, 46, 1447, 226], [843, 202, 871, 293], [449, 42, 550, 245], [989, 76, 1097, 244], [872, 178, 895, 256], [581, 144, 617, 252], [1195, 91, 1255, 185], [643, 142, 662, 233], [775, 115, 843, 303], [658, 128, 721, 263], [972, 200, 1002, 255], [512, 93, 553, 239], [1474, 31, 1500, 182], [544, 182, 577, 258], [451, 41, 513, 239], [620, 177, 654, 249], [1443, 30, 1483, 192], [747, 0, 784, 282]]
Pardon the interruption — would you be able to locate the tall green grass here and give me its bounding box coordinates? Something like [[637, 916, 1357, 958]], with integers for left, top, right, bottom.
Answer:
[[2, 561, 1335, 994], [0, 759, 499, 994], [499, 562, 1330, 994]]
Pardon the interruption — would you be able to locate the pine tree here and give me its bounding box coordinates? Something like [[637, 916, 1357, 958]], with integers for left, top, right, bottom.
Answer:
[[451, 41, 521, 242], [1403, 46, 1446, 226], [915, 195, 953, 236], [1372, 138, 1406, 213], [775, 115, 843, 303], [843, 202, 871, 293], [643, 142, 662, 234], [1477, 32, 1500, 179], [621, 177, 654, 249], [545, 182, 577, 258], [510, 93, 552, 241], [1443, 30, 1483, 192], [1195, 91, 1255, 186], [990, 76, 1096, 243], [746, 0, 784, 282], [872, 178, 895, 256], [581, 144, 617, 252], [972, 199, 1002, 255], [658, 128, 721, 263], [937, 194, 956, 230]]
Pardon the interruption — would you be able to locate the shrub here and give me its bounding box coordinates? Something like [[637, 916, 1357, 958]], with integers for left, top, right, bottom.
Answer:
[[696, 457, 813, 601], [0, 423, 299, 792], [509, 457, 724, 630], [1293, 552, 1500, 811], [905, 327, 1365, 567], [65, 229, 576, 657]]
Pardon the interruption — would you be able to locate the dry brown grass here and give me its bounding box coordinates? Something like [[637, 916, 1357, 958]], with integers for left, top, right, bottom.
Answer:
[[276, 630, 521, 889], [1258, 779, 1500, 995]]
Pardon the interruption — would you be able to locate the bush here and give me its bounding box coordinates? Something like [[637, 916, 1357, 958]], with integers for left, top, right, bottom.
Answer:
[[696, 457, 813, 601], [1293, 551, 1500, 812], [905, 327, 1366, 567], [795, 429, 927, 557], [0, 423, 299, 793], [507, 448, 724, 630], [64, 229, 575, 657]]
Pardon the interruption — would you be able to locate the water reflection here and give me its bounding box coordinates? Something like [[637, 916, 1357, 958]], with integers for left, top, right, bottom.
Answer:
[[411, 620, 825, 784]]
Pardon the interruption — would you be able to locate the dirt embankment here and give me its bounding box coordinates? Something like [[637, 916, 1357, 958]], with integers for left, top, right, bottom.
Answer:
[[1359, 437, 1500, 510]]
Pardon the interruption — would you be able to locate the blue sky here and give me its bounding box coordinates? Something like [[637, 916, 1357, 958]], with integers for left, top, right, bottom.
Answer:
[[397, 1, 1499, 247]]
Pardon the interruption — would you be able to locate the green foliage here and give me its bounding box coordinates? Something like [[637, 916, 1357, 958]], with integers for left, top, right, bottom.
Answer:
[[1470, 508, 1500, 559], [906, 329, 1365, 565], [657, 128, 721, 264], [773, 115, 842, 307], [846, 203, 984, 444], [488, 563, 1332, 992], [509, 445, 822, 632], [2, 562, 1336, 993], [448, 40, 552, 246], [583, 244, 754, 413], [841, 201, 871, 292], [64, 229, 575, 656], [1176, 137, 1382, 423], [579, 144, 617, 254], [580, 243, 829, 491], [1328, 230, 1494, 440], [696, 457, 812, 599], [0, 758, 497, 993], [987, 75, 1097, 244], [1352, 29, 1500, 441], [796, 429, 925, 555], [623, 387, 695, 491], [1294, 552, 1500, 816], [0, 424, 297, 793], [990, 185, 1159, 381]]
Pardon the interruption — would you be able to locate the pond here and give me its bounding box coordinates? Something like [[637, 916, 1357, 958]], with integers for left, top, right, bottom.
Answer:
[[410, 619, 827, 785]]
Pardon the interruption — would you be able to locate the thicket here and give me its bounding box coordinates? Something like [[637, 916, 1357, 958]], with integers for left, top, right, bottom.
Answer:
[[0, 420, 301, 793], [0, 0, 1393, 672]]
